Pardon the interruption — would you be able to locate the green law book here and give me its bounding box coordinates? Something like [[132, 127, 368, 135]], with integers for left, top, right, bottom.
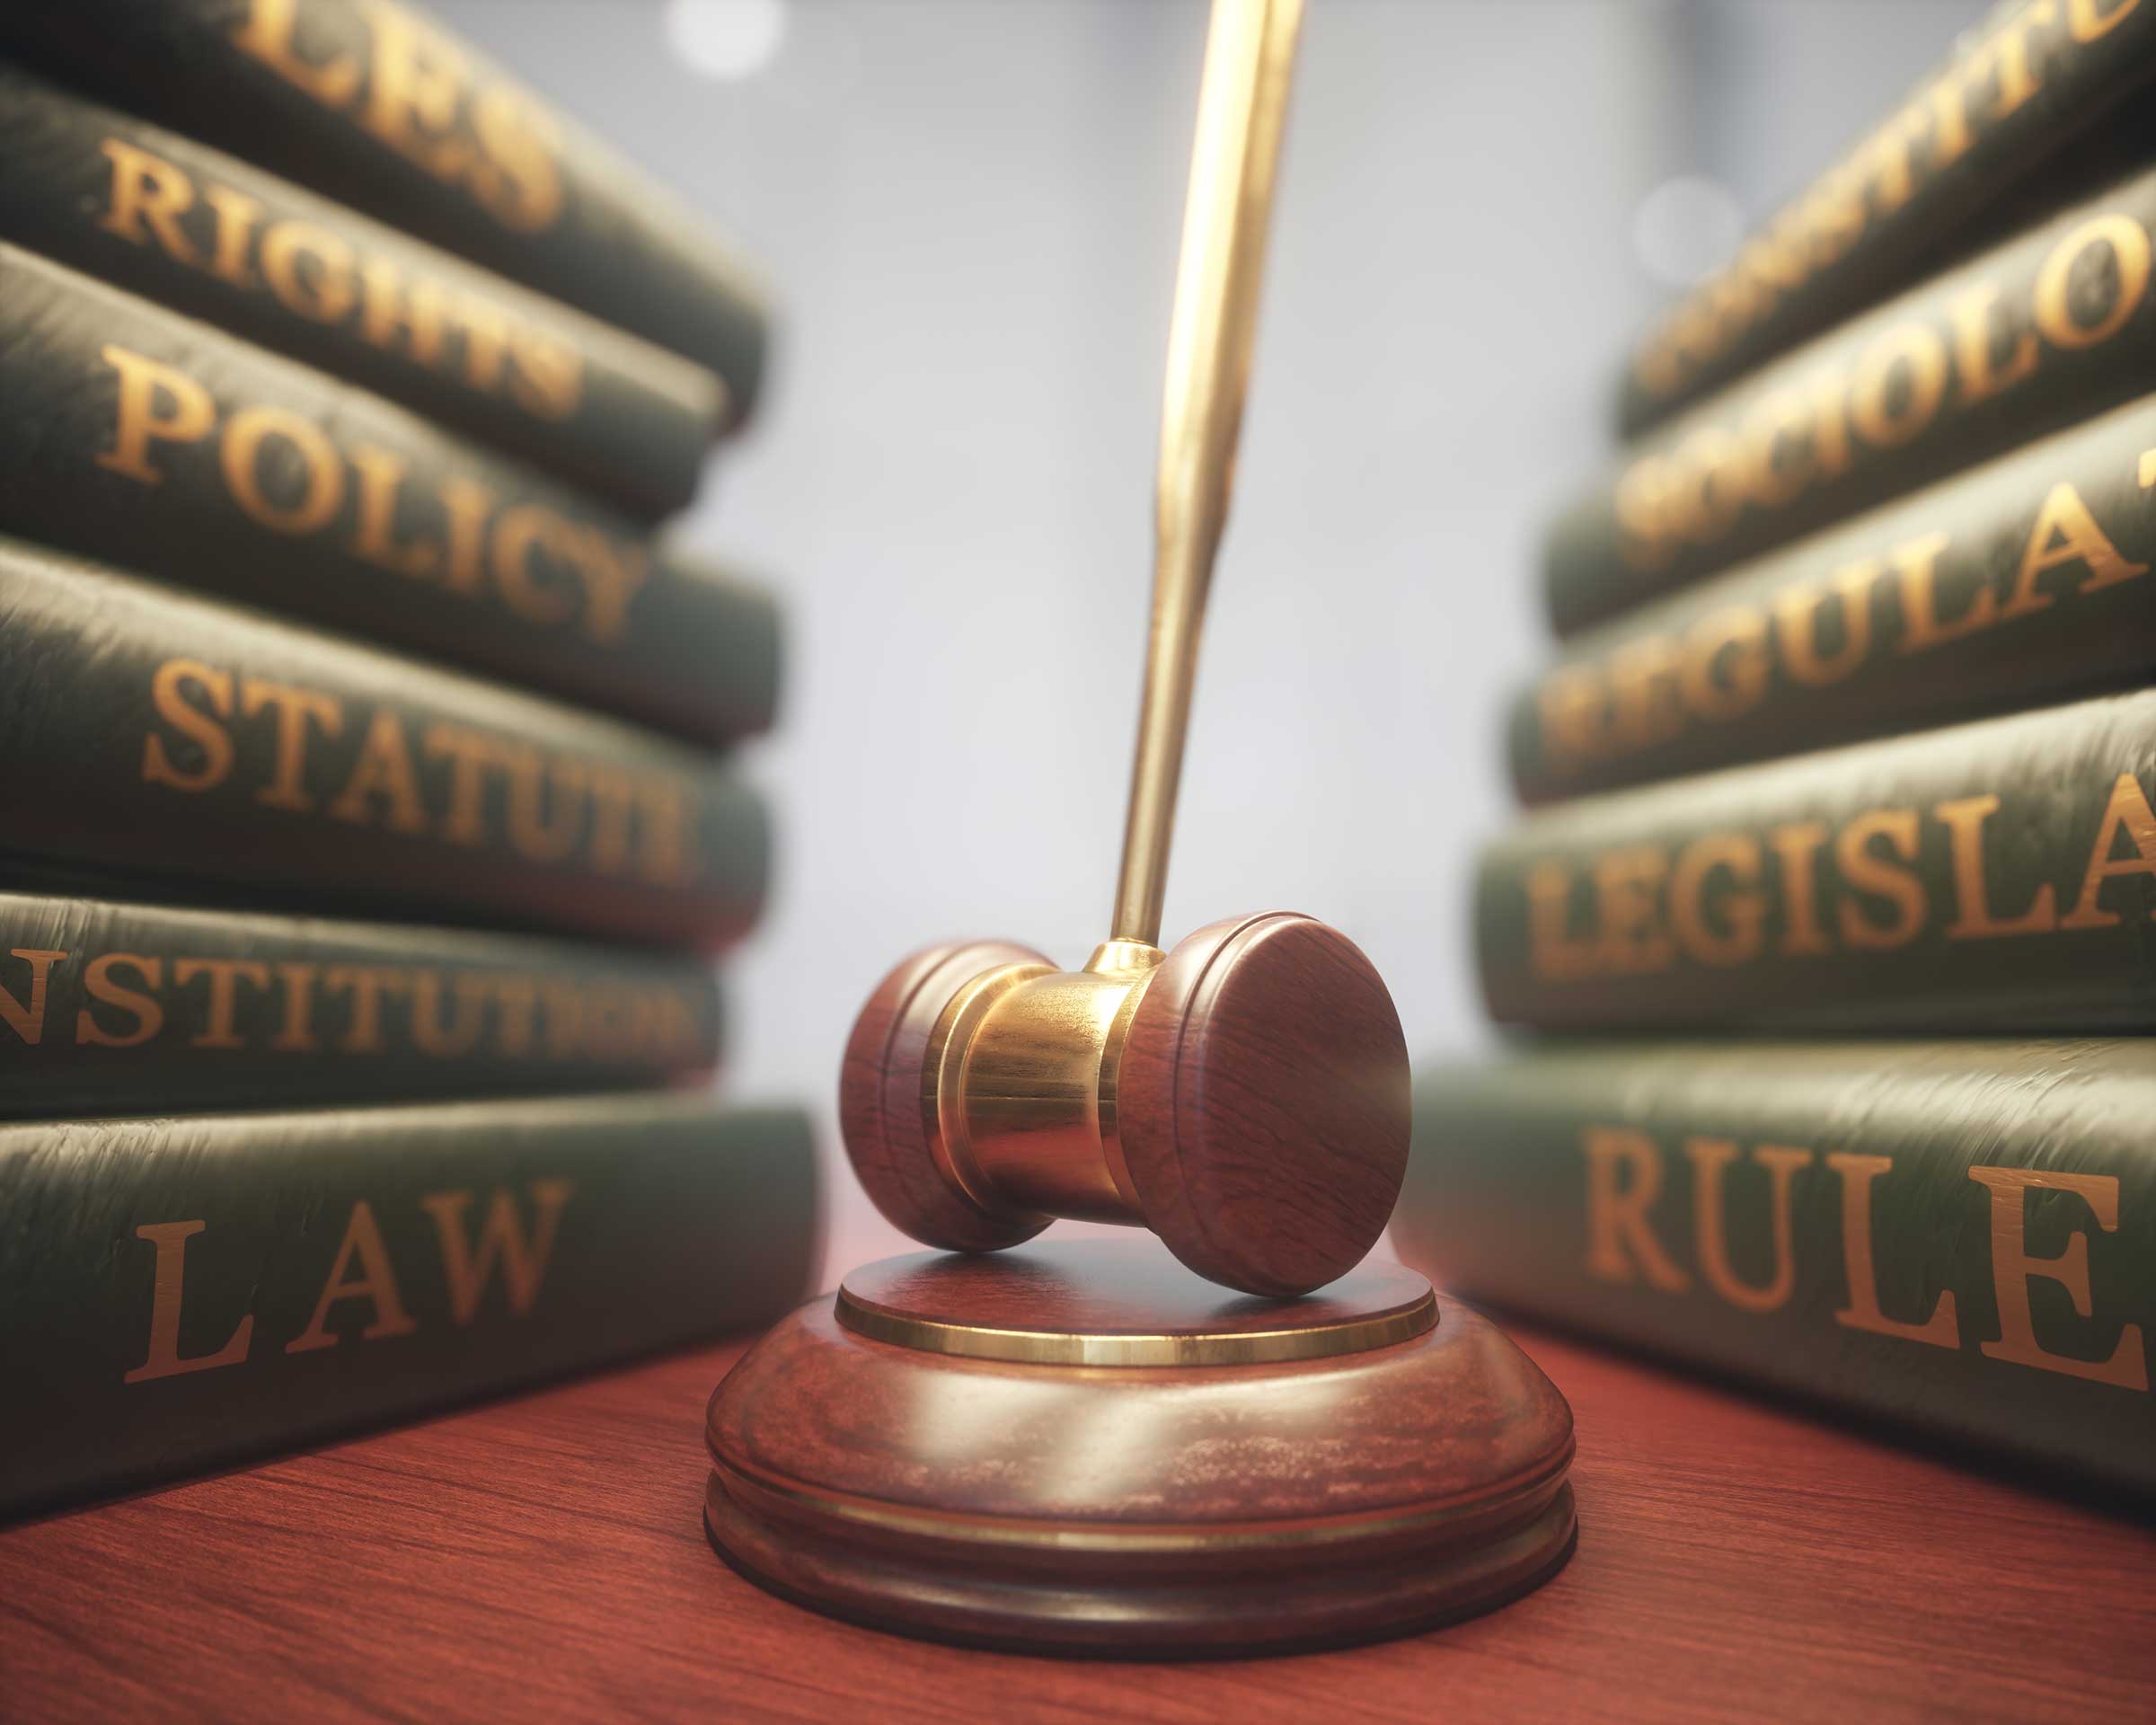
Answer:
[[0, 1093, 817, 1517], [1549, 159, 2156, 637], [1512, 392, 2156, 804], [0, 535, 765, 951], [1399, 1041, 2154, 1495], [1480, 686, 2156, 1034], [1614, 0, 2156, 438], [0, 0, 769, 420], [0, 888, 722, 1119], [0, 62, 723, 519], [0, 241, 776, 746]]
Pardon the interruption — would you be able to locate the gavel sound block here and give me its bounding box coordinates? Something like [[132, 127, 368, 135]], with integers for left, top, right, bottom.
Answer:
[[702, 916, 1578, 1655], [703, 0, 1576, 1653]]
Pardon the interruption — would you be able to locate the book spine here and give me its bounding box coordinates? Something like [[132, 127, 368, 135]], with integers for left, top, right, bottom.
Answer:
[[0, 535, 766, 951], [0, 1093, 817, 1517], [1548, 161, 2156, 638], [0, 0, 769, 418], [0, 65, 722, 521], [1614, 0, 2156, 439], [0, 241, 776, 747], [0, 889, 722, 1119], [1479, 686, 2156, 1033], [1398, 1041, 2156, 1494], [1514, 392, 2156, 802]]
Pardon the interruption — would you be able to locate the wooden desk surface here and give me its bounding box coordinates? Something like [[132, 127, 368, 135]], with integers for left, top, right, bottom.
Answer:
[[3, 1313, 2152, 1723]]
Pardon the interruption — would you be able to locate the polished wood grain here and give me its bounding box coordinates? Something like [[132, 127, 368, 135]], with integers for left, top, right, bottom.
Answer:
[[4, 1309, 2152, 1722], [703, 1242, 1573, 1652], [835, 914, 1410, 1298], [839, 939, 1055, 1253], [1121, 913, 1411, 1296]]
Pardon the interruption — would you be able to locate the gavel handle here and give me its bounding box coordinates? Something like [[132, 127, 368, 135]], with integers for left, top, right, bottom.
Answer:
[[1107, 0, 1304, 952]]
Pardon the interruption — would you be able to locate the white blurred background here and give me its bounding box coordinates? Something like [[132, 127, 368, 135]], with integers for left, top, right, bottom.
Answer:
[[433, 0, 1988, 1278]]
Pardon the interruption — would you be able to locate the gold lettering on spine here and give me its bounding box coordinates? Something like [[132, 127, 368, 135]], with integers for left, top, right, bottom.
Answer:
[[222, 404, 346, 533], [96, 346, 216, 484], [356, 0, 472, 179], [77, 954, 164, 1048], [1525, 862, 1597, 981], [270, 962, 323, 1051], [242, 677, 345, 810], [410, 971, 488, 1056], [1606, 635, 1684, 750], [437, 475, 498, 595], [143, 659, 236, 792], [125, 1222, 255, 1382], [2033, 214, 2152, 350], [1936, 794, 2058, 938], [464, 84, 565, 233], [631, 776, 698, 887], [2000, 482, 2147, 619], [348, 446, 442, 577], [96, 139, 205, 266], [0, 950, 67, 1045], [2061, 773, 2156, 928], [1535, 667, 1607, 770], [2070, 0, 2143, 39], [1833, 808, 1926, 948], [232, 0, 364, 105], [1676, 609, 1769, 721], [503, 748, 587, 862], [322, 966, 407, 1052], [1828, 1153, 1960, 1346], [420, 1181, 574, 1322], [1582, 1128, 1691, 1291], [424, 721, 508, 845], [488, 504, 578, 625], [325, 709, 429, 832], [285, 1200, 418, 1352], [1848, 323, 1948, 448], [1968, 1167, 2148, 1387], [1892, 530, 1993, 650], [358, 257, 449, 367], [1684, 1139, 1813, 1313], [586, 765, 637, 877], [202, 186, 265, 288], [173, 958, 272, 1048], [1593, 847, 1674, 974], [1774, 561, 1879, 686], [1767, 822, 1833, 956], [259, 220, 358, 323], [1669, 836, 1764, 966], [1947, 280, 2039, 406]]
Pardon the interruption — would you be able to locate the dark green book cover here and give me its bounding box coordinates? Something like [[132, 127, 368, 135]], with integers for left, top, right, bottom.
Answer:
[[1480, 686, 2156, 1033], [1400, 1041, 2154, 1495], [1550, 159, 2156, 637], [0, 1093, 818, 1517], [1615, 0, 2156, 438], [0, 63, 722, 520], [1514, 392, 2156, 802], [0, 0, 770, 419], [0, 535, 766, 951], [0, 889, 722, 1119], [0, 240, 776, 746]]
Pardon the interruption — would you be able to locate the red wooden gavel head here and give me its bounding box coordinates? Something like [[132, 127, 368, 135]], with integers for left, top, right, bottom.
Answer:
[[837, 911, 1411, 1298]]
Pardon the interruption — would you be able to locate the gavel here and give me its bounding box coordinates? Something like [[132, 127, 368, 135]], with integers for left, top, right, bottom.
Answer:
[[839, 0, 1409, 1300]]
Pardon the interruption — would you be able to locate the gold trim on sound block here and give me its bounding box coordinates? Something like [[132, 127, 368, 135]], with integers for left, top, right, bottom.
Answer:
[[709, 1455, 1574, 1558], [833, 1282, 1437, 1367]]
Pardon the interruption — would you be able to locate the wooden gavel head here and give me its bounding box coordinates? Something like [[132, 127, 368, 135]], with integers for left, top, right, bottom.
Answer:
[[839, 911, 1410, 1298]]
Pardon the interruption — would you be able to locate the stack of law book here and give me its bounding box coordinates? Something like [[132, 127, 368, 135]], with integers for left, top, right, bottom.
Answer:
[[0, 0, 817, 1517], [1395, 3, 2156, 1497]]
